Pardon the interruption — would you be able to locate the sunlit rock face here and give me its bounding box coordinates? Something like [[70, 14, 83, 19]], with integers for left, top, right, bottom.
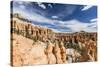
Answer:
[[11, 13, 97, 66], [12, 33, 48, 66], [11, 13, 55, 42], [11, 34, 66, 66]]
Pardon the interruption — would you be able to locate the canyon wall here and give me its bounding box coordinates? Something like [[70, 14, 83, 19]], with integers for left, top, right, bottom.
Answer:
[[11, 13, 55, 42]]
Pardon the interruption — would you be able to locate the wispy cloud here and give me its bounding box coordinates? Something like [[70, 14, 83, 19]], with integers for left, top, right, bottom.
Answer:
[[48, 4, 53, 8], [17, 1, 31, 5], [13, 9, 97, 32], [37, 2, 46, 9], [90, 18, 97, 22], [13, 1, 31, 10], [19, 4, 26, 9], [61, 20, 97, 32], [81, 5, 93, 11]]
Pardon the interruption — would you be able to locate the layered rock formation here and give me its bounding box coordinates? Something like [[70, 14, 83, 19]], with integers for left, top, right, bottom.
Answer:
[[11, 13, 55, 43], [11, 13, 97, 66]]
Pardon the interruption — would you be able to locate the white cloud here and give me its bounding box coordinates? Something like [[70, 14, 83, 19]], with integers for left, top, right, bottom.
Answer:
[[81, 5, 93, 11], [28, 13, 56, 24], [15, 1, 31, 10], [19, 5, 26, 9], [48, 4, 52, 8], [51, 16, 58, 19], [17, 1, 31, 5], [60, 19, 97, 32], [37, 2, 46, 9], [17, 1, 23, 5], [90, 18, 97, 22]]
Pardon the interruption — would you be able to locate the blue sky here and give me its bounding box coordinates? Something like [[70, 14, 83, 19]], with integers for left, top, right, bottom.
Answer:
[[11, 1, 97, 32]]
